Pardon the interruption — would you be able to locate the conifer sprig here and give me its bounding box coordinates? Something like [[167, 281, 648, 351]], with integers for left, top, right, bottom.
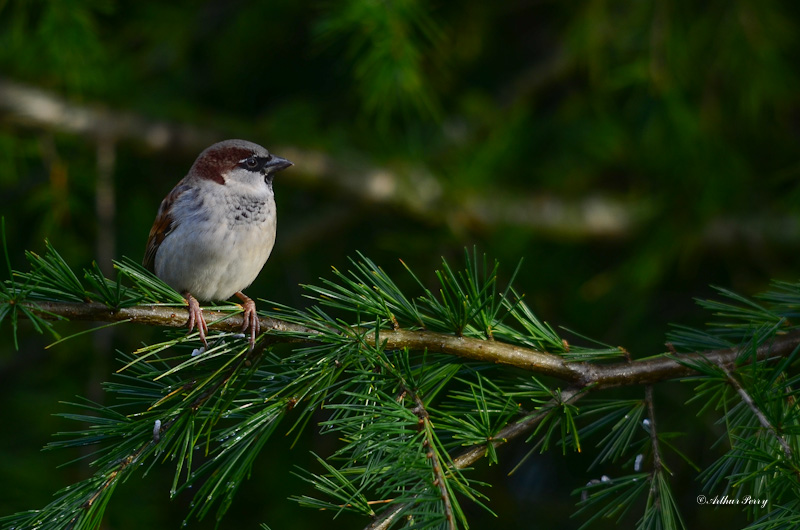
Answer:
[[2, 238, 800, 529]]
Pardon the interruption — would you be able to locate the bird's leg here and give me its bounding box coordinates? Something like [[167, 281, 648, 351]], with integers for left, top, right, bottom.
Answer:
[[184, 292, 209, 348], [234, 291, 260, 350]]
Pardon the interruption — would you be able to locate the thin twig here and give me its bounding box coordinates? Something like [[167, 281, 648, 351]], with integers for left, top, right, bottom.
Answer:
[[364, 503, 405, 530], [453, 386, 584, 469], [644, 385, 663, 510], [719, 364, 794, 461], [644, 386, 662, 473], [412, 394, 455, 530]]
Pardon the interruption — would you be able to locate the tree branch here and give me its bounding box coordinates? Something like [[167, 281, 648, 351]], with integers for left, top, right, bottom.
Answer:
[[18, 300, 800, 389]]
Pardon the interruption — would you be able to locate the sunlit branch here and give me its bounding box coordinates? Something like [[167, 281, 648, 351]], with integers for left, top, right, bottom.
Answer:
[[18, 300, 800, 389]]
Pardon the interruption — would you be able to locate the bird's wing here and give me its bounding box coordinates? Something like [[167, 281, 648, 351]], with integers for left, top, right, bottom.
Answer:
[[143, 183, 187, 272]]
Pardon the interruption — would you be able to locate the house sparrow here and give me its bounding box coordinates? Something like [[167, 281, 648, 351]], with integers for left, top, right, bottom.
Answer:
[[143, 139, 292, 349]]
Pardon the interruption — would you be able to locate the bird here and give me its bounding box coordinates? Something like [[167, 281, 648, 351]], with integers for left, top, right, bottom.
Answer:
[[143, 139, 292, 350]]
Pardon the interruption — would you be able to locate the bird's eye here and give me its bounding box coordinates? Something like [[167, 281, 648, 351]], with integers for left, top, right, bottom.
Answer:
[[245, 157, 259, 169]]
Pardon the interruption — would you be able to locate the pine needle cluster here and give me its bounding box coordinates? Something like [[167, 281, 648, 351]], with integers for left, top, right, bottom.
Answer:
[[1, 233, 799, 529]]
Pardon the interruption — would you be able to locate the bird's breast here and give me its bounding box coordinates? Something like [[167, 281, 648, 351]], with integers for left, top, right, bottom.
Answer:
[[227, 194, 271, 227], [154, 189, 277, 301]]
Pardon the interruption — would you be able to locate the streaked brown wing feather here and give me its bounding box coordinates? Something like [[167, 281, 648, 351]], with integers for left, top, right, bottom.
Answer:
[[143, 183, 186, 272]]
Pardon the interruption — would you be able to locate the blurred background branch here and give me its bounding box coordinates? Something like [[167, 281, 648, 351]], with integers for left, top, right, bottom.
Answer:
[[2, 77, 798, 249], [0, 77, 641, 239]]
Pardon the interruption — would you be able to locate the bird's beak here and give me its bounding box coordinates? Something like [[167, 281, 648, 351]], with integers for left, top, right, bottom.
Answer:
[[264, 155, 293, 174]]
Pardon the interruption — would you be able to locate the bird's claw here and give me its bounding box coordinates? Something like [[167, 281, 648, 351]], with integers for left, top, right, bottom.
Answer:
[[185, 293, 209, 349], [235, 291, 260, 350]]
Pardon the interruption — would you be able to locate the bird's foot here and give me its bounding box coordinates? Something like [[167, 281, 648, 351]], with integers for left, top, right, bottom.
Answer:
[[185, 292, 209, 349], [235, 291, 260, 350]]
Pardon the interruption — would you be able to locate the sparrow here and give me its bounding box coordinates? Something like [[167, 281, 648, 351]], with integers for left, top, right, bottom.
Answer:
[[143, 139, 292, 350]]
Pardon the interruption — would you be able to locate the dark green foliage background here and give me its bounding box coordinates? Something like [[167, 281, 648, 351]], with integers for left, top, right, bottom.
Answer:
[[0, 1, 799, 528]]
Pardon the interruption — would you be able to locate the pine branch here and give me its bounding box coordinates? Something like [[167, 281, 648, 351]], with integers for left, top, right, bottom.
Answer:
[[16, 300, 320, 338], [16, 300, 800, 388], [5, 246, 800, 530]]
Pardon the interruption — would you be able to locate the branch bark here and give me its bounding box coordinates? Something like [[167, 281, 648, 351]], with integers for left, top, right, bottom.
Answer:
[[19, 300, 800, 389]]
